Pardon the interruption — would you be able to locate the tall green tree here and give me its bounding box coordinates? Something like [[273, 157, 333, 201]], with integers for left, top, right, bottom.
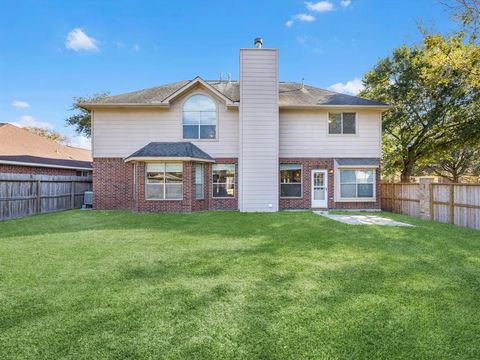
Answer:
[[360, 33, 480, 182], [424, 145, 480, 182], [65, 92, 109, 137]]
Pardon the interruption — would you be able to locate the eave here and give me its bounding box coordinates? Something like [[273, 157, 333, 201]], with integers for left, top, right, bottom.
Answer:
[[0, 159, 93, 171], [124, 156, 216, 163], [279, 104, 392, 111]]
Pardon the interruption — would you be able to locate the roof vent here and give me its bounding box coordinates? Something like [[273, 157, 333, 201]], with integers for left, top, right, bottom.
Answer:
[[254, 38, 263, 48]]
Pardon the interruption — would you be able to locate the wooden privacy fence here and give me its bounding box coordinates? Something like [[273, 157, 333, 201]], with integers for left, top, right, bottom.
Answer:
[[381, 181, 480, 230], [0, 173, 92, 221]]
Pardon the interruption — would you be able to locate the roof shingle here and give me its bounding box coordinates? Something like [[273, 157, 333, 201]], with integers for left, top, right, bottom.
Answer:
[[84, 79, 388, 107], [126, 142, 214, 162], [0, 124, 92, 169]]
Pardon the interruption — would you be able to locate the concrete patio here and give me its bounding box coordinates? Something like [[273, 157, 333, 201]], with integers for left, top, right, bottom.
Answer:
[[314, 212, 414, 227]]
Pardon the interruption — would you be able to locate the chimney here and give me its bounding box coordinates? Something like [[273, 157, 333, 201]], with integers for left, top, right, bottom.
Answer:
[[238, 38, 279, 212]]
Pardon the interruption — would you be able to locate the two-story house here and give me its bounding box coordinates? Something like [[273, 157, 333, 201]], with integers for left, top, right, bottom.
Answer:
[[80, 38, 388, 213]]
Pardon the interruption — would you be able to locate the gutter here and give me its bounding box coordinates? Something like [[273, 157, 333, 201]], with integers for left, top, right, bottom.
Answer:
[[0, 160, 92, 171], [124, 156, 216, 163]]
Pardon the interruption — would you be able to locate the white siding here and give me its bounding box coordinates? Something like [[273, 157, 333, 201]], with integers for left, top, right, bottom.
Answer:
[[239, 48, 279, 212], [92, 89, 239, 158], [279, 109, 382, 158]]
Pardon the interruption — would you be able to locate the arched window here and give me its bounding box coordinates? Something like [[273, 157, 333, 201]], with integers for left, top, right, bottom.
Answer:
[[183, 95, 217, 139]]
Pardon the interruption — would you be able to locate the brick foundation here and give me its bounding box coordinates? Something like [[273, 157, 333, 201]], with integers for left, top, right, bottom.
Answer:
[[93, 157, 238, 212], [279, 157, 381, 210], [93, 157, 380, 212], [0, 164, 85, 176]]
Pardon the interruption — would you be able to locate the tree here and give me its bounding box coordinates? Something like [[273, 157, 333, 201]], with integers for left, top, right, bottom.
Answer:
[[25, 127, 69, 144], [65, 92, 109, 137], [443, 0, 480, 39], [423, 145, 480, 182], [360, 33, 480, 182]]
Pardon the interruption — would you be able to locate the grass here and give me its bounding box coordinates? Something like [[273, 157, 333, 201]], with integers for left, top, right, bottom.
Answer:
[[0, 210, 479, 359]]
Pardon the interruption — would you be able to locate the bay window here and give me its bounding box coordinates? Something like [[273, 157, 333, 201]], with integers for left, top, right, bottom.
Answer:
[[339, 169, 375, 199], [212, 164, 235, 198], [280, 164, 302, 197], [145, 163, 183, 200], [195, 163, 204, 200]]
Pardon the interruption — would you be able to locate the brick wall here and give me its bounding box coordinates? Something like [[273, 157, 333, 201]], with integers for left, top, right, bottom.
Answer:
[[0, 164, 81, 176], [93, 157, 238, 212], [279, 158, 381, 210], [93, 157, 379, 212], [93, 158, 134, 210]]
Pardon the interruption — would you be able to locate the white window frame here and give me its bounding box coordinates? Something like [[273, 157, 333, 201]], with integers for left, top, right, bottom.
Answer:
[[279, 164, 303, 198], [336, 167, 376, 202], [182, 94, 218, 141], [212, 163, 235, 199], [328, 112, 357, 135], [195, 163, 204, 200], [145, 163, 184, 201]]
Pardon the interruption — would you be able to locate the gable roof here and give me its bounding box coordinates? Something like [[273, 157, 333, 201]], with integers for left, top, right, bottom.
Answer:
[[125, 142, 215, 163], [79, 77, 389, 110], [0, 123, 92, 170]]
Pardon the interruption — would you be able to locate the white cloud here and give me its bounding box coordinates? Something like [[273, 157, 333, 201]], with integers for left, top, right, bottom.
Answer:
[[329, 78, 364, 95], [305, 1, 334, 12], [65, 28, 99, 52], [12, 100, 30, 109], [69, 135, 91, 149], [116, 41, 125, 48], [133, 43, 140, 51], [286, 13, 315, 27], [294, 13, 315, 22], [9, 115, 54, 129], [340, 0, 351, 7]]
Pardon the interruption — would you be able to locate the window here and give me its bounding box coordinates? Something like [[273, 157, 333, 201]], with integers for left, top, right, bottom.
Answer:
[[212, 164, 235, 198], [195, 163, 204, 200], [145, 163, 183, 200], [340, 169, 375, 199], [76, 170, 90, 177], [328, 112, 356, 134], [280, 164, 302, 197], [183, 94, 217, 139]]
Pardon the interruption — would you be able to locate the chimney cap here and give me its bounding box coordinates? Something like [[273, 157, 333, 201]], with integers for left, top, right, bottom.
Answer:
[[254, 37, 263, 48]]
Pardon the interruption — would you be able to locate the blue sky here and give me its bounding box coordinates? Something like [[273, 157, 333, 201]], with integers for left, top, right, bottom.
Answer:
[[0, 0, 458, 148]]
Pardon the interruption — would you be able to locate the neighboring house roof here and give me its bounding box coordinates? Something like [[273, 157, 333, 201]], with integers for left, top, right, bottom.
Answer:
[[125, 142, 215, 163], [0, 123, 92, 170], [79, 77, 389, 109], [335, 158, 380, 167]]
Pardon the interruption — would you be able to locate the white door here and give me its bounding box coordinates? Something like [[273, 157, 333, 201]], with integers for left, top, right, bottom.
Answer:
[[311, 170, 328, 208]]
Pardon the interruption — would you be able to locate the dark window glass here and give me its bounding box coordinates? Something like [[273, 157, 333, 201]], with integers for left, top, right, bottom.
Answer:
[[328, 113, 342, 134], [343, 113, 356, 134], [212, 164, 235, 198], [280, 164, 302, 198]]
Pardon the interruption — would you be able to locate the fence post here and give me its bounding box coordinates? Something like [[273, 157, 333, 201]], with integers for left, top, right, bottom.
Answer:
[[419, 178, 433, 220], [449, 184, 455, 225], [36, 180, 41, 214], [71, 181, 75, 209], [392, 183, 396, 212]]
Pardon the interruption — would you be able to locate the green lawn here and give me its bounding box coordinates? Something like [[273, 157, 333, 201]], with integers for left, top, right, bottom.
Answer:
[[0, 210, 479, 359]]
